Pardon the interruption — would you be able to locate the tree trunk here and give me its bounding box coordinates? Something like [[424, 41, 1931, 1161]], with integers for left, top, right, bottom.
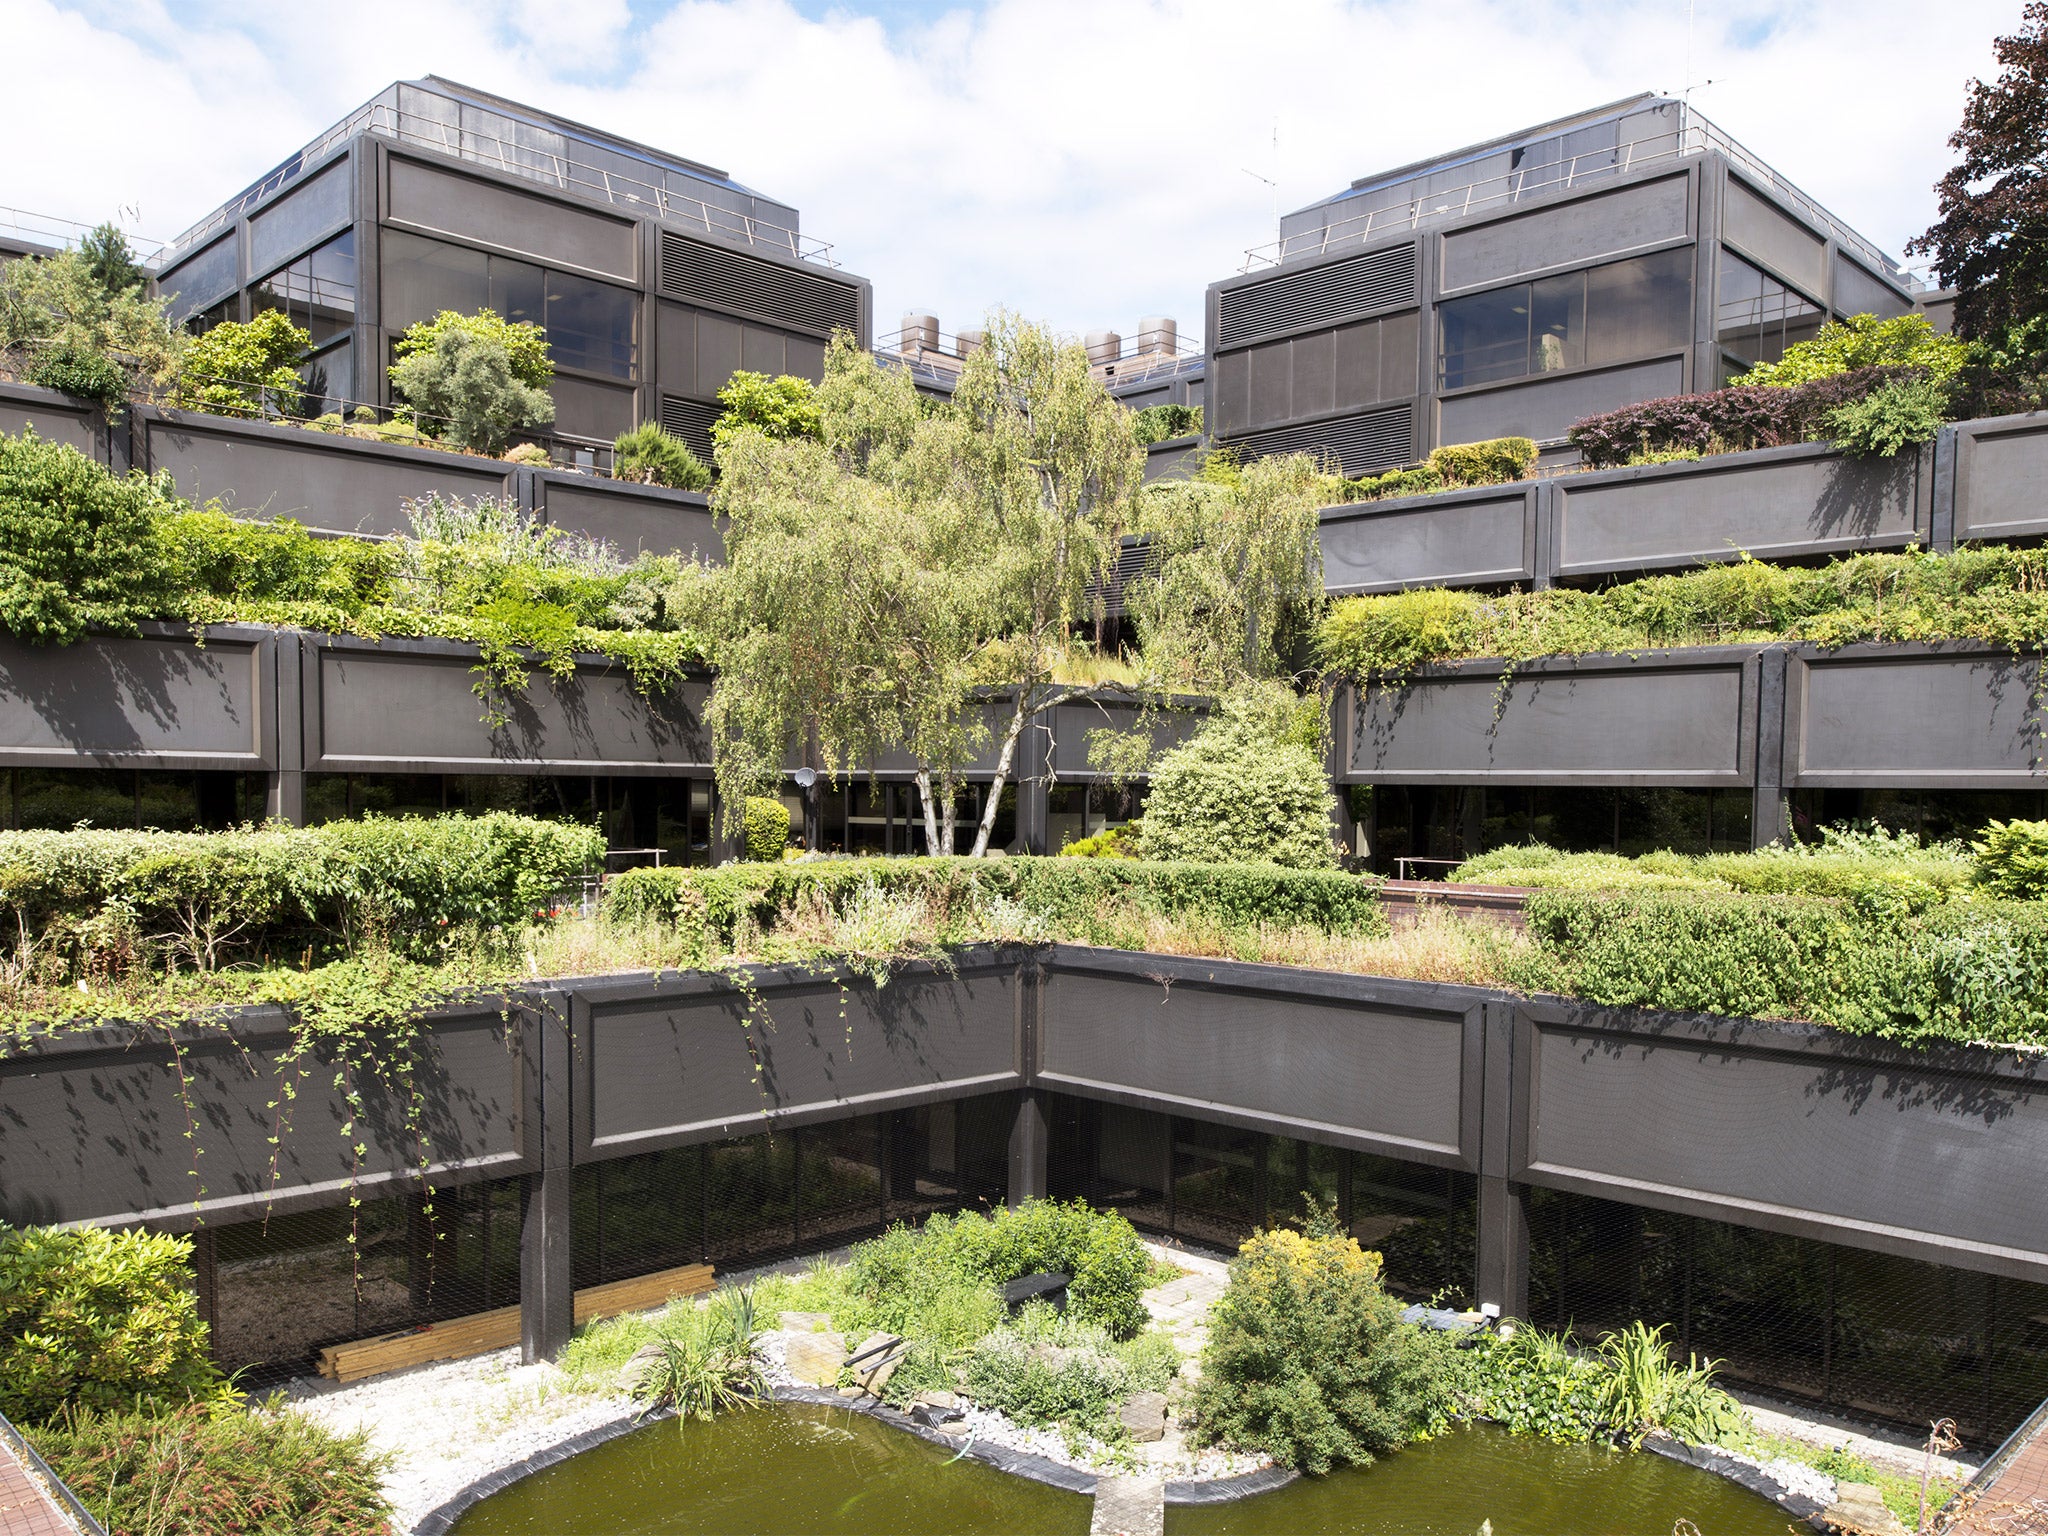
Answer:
[[969, 690, 1037, 858], [913, 766, 942, 855]]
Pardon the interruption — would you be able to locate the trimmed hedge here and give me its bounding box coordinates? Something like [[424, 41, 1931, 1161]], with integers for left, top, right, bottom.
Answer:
[[601, 856, 1387, 950], [0, 814, 604, 974]]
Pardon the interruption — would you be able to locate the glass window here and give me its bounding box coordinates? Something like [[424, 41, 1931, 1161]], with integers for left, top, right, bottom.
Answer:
[[489, 256, 545, 330], [1587, 246, 1693, 366], [298, 339, 352, 416], [254, 230, 356, 348], [545, 270, 637, 379], [1716, 251, 1822, 369], [380, 229, 488, 332], [1439, 249, 1694, 391]]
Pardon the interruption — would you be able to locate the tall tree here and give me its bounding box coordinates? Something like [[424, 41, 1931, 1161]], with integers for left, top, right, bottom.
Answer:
[[1911, 2, 2048, 342], [704, 318, 1328, 859]]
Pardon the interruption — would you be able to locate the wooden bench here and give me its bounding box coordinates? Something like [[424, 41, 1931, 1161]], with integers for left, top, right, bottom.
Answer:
[[316, 1262, 716, 1383]]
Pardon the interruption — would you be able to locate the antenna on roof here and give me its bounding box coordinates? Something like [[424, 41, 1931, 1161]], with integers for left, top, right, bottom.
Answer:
[[1241, 117, 1280, 251]]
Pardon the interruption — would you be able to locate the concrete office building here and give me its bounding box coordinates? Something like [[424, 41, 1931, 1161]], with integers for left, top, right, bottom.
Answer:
[[1205, 94, 1941, 474], [152, 76, 872, 462]]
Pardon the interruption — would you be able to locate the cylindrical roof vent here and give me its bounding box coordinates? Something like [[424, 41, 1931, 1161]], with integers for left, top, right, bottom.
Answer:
[[900, 312, 939, 354], [957, 327, 987, 356], [1085, 330, 1122, 366], [1136, 316, 1177, 354]]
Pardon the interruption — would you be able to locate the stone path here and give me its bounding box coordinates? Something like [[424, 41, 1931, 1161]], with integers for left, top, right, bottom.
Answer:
[[1121, 1240, 1233, 1476], [0, 1428, 93, 1536], [1090, 1473, 1164, 1536]]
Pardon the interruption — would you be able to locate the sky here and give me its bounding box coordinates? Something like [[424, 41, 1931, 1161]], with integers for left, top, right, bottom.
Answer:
[[0, 0, 2023, 346]]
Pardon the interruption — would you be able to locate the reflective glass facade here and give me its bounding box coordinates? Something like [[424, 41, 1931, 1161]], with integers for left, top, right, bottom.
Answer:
[[1437, 247, 1693, 391]]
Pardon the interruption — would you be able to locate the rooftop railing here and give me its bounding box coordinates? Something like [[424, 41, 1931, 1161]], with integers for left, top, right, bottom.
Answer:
[[1242, 108, 1919, 294], [162, 102, 836, 269], [0, 205, 166, 263]]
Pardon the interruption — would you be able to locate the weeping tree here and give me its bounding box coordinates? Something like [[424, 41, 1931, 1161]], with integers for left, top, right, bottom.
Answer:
[[704, 316, 1327, 857]]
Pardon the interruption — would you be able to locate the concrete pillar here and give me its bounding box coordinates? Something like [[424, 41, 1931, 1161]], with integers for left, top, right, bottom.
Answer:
[[1007, 1091, 1048, 1208], [520, 996, 574, 1362], [1014, 715, 1052, 855], [1476, 1176, 1531, 1320], [269, 629, 306, 826], [1752, 648, 1790, 849]]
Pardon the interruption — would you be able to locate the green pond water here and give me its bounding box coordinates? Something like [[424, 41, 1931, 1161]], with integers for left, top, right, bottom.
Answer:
[[449, 1405, 1795, 1536]]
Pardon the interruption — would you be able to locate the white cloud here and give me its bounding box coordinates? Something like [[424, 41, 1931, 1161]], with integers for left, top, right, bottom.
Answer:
[[0, 0, 2016, 340]]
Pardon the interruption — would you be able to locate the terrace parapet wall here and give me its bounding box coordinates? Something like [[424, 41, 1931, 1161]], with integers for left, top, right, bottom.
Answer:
[[1318, 410, 2048, 597], [5, 946, 2043, 1359]]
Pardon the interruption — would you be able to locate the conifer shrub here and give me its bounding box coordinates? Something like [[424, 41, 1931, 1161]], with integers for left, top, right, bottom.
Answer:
[[614, 421, 711, 489]]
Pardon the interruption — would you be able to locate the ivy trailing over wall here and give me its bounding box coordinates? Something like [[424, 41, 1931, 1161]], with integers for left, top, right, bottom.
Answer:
[[1317, 546, 2048, 682]]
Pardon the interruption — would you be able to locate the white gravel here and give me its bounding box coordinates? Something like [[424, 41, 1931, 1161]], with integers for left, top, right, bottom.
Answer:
[[1700, 1442, 1838, 1506], [280, 1346, 637, 1533]]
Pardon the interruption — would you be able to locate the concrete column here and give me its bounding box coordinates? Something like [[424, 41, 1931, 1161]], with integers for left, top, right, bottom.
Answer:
[[1007, 1091, 1048, 1208], [1751, 648, 1790, 849], [520, 995, 574, 1363], [1014, 715, 1051, 855], [268, 629, 306, 826], [1476, 1176, 1531, 1320]]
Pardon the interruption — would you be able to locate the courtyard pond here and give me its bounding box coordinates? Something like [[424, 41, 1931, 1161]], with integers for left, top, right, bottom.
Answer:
[[446, 1406, 1793, 1536]]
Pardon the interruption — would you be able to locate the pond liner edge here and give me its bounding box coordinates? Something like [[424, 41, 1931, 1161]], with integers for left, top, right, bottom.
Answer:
[[404, 1382, 1301, 1534], [1642, 1435, 1831, 1526]]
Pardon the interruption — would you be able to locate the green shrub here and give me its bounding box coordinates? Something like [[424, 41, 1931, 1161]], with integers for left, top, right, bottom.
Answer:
[[614, 421, 711, 490], [741, 796, 791, 861], [1194, 1225, 1454, 1474], [1733, 313, 1970, 389], [0, 431, 178, 644], [1973, 818, 2048, 898], [171, 310, 312, 418], [963, 1304, 1177, 1431], [599, 856, 1386, 952], [712, 371, 823, 455], [1459, 1321, 1744, 1450], [1132, 403, 1202, 444], [0, 246, 185, 401], [1824, 373, 1951, 458], [1140, 719, 1335, 869], [31, 1402, 394, 1536], [26, 343, 126, 404], [0, 1226, 223, 1423], [1426, 436, 1536, 485], [501, 442, 552, 466], [1059, 822, 1140, 858], [389, 309, 555, 454]]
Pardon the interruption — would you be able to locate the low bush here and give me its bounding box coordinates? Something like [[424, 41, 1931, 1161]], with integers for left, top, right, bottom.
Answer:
[[26, 343, 126, 405], [1732, 313, 1970, 390], [1459, 1321, 1744, 1449], [1132, 403, 1202, 444], [389, 309, 555, 455], [0, 431, 179, 644], [1059, 822, 1140, 858], [1973, 818, 2048, 899], [31, 1403, 394, 1536], [0, 814, 604, 986], [1140, 719, 1336, 869], [501, 442, 552, 466], [712, 371, 823, 455], [1566, 365, 1923, 468], [613, 422, 711, 490], [0, 1226, 223, 1424], [170, 311, 311, 419], [741, 796, 791, 861], [599, 856, 1387, 952], [1331, 436, 1537, 503], [1824, 373, 1952, 458], [963, 1304, 1178, 1432], [1317, 545, 2048, 680], [1194, 1222, 1455, 1474]]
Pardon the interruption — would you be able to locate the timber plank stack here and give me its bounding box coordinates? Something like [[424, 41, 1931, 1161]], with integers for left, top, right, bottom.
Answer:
[[316, 1262, 716, 1383]]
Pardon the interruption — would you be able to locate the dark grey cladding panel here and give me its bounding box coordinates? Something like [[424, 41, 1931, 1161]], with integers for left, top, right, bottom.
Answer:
[[1515, 1001, 2048, 1282], [387, 155, 637, 280], [536, 474, 723, 563], [1046, 698, 1207, 779], [305, 637, 711, 773], [571, 956, 1024, 1161], [0, 626, 273, 769], [1784, 644, 2048, 787], [1349, 650, 1757, 785], [140, 409, 514, 537], [1552, 441, 1926, 579], [1142, 437, 1202, 484], [1953, 413, 2048, 542], [1438, 356, 1685, 446], [1440, 174, 1690, 292], [0, 382, 107, 461], [1721, 176, 1828, 300], [0, 1007, 535, 1231], [1320, 485, 1537, 595], [1039, 949, 1482, 1169]]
